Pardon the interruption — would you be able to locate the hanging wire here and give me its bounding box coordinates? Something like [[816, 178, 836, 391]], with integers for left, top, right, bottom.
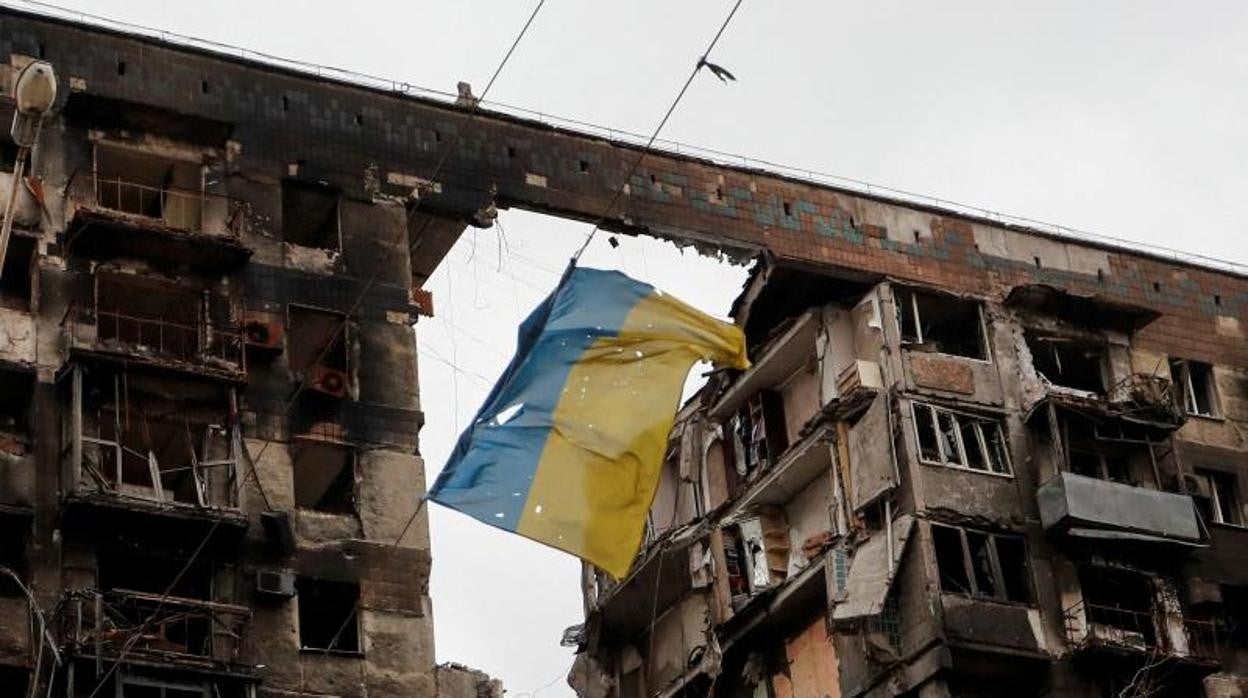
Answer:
[[571, 0, 746, 263]]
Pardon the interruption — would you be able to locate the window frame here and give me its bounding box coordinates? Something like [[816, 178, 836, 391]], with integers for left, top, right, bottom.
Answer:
[[911, 402, 1012, 477], [931, 523, 1033, 604], [895, 287, 992, 362], [1195, 469, 1243, 527], [1171, 358, 1221, 419]]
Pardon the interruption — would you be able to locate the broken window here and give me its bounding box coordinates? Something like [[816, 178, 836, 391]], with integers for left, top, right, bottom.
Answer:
[[733, 390, 788, 478], [0, 235, 33, 311], [1170, 358, 1220, 418], [896, 287, 987, 359], [1191, 469, 1242, 527], [297, 576, 361, 653], [1025, 331, 1106, 393], [95, 144, 203, 230], [0, 368, 33, 456], [288, 305, 350, 399], [931, 523, 1032, 603], [282, 179, 341, 250], [1077, 567, 1157, 648], [1063, 416, 1156, 488], [76, 368, 238, 507], [911, 403, 1010, 475], [292, 442, 356, 515]]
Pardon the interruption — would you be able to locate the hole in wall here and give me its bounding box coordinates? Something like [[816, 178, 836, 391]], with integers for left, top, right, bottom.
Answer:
[[506, 145, 517, 159], [1214, 294, 1222, 307], [354, 113, 363, 126], [200, 79, 210, 95], [579, 159, 589, 173], [116, 60, 126, 76], [1033, 256, 1042, 269], [1097, 269, 1105, 282], [282, 95, 290, 112], [434, 130, 442, 142], [37, 43, 45, 59], [1153, 281, 1162, 293], [783, 201, 793, 217], [913, 230, 922, 243]]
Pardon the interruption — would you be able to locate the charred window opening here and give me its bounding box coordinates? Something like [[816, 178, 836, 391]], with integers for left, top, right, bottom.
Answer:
[[1063, 417, 1156, 488], [282, 179, 341, 251], [78, 369, 237, 507], [98, 548, 212, 598], [0, 235, 33, 311], [1025, 331, 1106, 393], [1191, 469, 1242, 527], [1078, 567, 1157, 647], [287, 305, 350, 399], [118, 676, 211, 697], [95, 549, 216, 661], [896, 287, 987, 359], [0, 369, 33, 455], [0, 529, 27, 597], [0, 139, 22, 173], [292, 442, 356, 515], [1170, 358, 1220, 418], [95, 145, 203, 230], [932, 523, 1032, 603], [93, 274, 199, 358], [297, 576, 361, 654], [912, 402, 1010, 475]]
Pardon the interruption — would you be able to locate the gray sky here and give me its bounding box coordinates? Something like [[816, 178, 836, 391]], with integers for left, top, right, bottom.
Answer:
[[32, 0, 1248, 694]]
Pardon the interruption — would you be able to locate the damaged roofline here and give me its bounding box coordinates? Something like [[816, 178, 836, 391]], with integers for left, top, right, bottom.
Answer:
[[7, 4, 1247, 278]]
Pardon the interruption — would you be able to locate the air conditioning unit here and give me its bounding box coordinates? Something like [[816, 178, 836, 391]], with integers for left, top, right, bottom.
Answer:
[[243, 312, 284, 352], [308, 364, 349, 399], [254, 569, 296, 600]]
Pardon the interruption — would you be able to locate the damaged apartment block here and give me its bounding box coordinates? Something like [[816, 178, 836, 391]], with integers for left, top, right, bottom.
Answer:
[[570, 252, 1248, 694]]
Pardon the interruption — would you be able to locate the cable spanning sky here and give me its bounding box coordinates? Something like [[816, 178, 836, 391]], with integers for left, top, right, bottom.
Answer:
[[29, 1, 1248, 694]]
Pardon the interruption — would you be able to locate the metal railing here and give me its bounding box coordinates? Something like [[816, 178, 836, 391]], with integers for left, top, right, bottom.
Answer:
[[62, 588, 250, 666], [94, 177, 205, 232], [1065, 599, 1158, 651], [67, 303, 246, 375]]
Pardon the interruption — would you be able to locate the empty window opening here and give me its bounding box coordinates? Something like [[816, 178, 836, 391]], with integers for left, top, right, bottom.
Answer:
[[297, 577, 361, 653], [896, 287, 988, 359], [281, 179, 341, 250], [1153, 281, 1162, 293], [506, 145, 517, 159], [281, 95, 290, 112], [0, 139, 23, 174], [37, 43, 45, 59], [1025, 331, 1105, 393], [0, 369, 33, 456], [117, 60, 126, 76], [1063, 417, 1157, 488], [912, 403, 1010, 475], [293, 442, 355, 515], [783, 201, 793, 217], [715, 187, 724, 201], [1214, 294, 1222, 307], [1191, 469, 1242, 526], [287, 306, 350, 399], [434, 130, 442, 142], [1170, 358, 1219, 418], [96, 550, 217, 661], [0, 527, 27, 597], [94, 145, 204, 230], [932, 523, 1032, 603], [649, 173, 658, 187], [92, 273, 201, 360], [79, 369, 237, 507], [200, 79, 210, 94], [1033, 256, 1042, 269], [0, 234, 34, 311], [1078, 567, 1157, 646], [578, 159, 590, 173], [354, 113, 363, 126]]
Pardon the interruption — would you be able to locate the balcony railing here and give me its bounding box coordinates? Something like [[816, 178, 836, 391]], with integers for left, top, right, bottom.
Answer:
[[92, 177, 242, 239], [1064, 600, 1221, 662], [1066, 600, 1158, 652], [66, 304, 246, 376], [62, 588, 250, 668]]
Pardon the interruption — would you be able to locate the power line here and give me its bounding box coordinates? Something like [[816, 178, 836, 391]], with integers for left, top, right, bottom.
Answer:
[[572, 0, 746, 261]]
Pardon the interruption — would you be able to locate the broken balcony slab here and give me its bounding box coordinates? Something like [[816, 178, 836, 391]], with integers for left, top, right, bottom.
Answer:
[[1037, 471, 1204, 545], [730, 423, 834, 512], [710, 309, 818, 421], [832, 514, 914, 623], [66, 205, 253, 274]]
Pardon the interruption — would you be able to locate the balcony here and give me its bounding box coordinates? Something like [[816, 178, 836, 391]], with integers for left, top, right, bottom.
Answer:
[[1037, 472, 1204, 546], [65, 304, 246, 382], [1064, 600, 1219, 664], [62, 588, 254, 676], [67, 177, 251, 273]]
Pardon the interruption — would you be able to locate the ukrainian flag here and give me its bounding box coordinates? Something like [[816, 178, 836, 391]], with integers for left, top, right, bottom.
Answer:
[[429, 265, 748, 577]]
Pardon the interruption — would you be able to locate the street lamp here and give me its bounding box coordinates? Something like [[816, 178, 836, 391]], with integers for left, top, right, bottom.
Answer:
[[0, 60, 57, 278]]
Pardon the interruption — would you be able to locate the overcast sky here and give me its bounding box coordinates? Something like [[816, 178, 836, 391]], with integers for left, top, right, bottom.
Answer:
[[26, 0, 1248, 694]]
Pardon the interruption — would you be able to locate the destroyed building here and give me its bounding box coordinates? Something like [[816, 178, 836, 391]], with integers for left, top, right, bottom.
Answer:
[[1, 5, 1247, 698], [569, 240, 1248, 693]]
